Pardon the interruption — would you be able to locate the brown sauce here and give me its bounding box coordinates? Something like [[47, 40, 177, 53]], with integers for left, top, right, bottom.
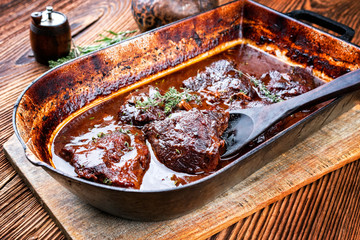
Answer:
[[52, 44, 323, 190]]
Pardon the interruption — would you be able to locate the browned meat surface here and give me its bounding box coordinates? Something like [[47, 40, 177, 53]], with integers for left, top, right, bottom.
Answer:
[[183, 60, 255, 105], [183, 60, 235, 91], [119, 86, 167, 125], [60, 126, 150, 189], [259, 67, 316, 100], [144, 108, 229, 174], [183, 59, 316, 112], [119, 86, 200, 126]]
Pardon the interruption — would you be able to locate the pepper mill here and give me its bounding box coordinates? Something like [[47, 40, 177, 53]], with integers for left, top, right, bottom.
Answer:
[[30, 6, 71, 65]]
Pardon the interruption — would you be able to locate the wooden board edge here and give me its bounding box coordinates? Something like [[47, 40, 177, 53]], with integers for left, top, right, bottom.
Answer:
[[3, 135, 74, 240]]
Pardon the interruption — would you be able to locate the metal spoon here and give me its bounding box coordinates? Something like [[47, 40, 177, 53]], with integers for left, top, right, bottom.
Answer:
[[222, 69, 360, 158]]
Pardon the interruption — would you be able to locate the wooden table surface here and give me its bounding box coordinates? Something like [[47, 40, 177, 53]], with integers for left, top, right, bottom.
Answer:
[[1, 0, 360, 239]]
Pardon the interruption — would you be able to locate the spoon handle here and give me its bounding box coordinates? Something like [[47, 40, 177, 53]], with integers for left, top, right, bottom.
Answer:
[[280, 69, 360, 116], [223, 69, 360, 158]]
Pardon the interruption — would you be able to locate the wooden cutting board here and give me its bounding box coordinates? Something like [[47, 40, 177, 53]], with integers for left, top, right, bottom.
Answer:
[[4, 104, 360, 240]]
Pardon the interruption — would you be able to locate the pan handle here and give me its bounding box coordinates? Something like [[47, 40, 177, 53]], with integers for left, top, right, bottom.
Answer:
[[286, 10, 355, 42]]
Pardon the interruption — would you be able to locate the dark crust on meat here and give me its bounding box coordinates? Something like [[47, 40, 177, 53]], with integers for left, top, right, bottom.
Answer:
[[183, 59, 256, 105], [144, 108, 229, 174], [261, 67, 316, 100]]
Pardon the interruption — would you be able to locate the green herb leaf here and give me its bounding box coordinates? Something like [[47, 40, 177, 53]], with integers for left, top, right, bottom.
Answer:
[[49, 30, 137, 68], [249, 75, 283, 103], [103, 178, 112, 185], [234, 69, 283, 103], [135, 87, 198, 114], [97, 132, 105, 138]]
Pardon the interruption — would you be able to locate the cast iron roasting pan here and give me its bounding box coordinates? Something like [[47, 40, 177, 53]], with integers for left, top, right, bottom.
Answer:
[[14, 0, 360, 220]]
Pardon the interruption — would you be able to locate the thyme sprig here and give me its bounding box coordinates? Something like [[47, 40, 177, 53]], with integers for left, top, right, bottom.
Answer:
[[49, 30, 137, 68], [135, 87, 200, 114], [103, 178, 112, 185], [117, 128, 131, 134], [234, 69, 283, 103]]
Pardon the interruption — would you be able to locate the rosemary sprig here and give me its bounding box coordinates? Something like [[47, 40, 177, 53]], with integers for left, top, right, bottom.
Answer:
[[49, 30, 137, 68], [234, 69, 283, 103], [135, 87, 199, 114]]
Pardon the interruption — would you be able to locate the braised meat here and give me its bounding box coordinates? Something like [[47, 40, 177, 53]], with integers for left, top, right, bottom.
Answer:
[[60, 126, 150, 189], [183, 60, 255, 105], [144, 108, 229, 174], [258, 67, 316, 100], [119, 86, 200, 125], [183, 60, 316, 111], [183, 60, 235, 91], [119, 86, 167, 125]]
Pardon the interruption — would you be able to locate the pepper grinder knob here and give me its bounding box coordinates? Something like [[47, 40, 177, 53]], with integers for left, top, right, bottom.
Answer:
[[46, 6, 53, 20]]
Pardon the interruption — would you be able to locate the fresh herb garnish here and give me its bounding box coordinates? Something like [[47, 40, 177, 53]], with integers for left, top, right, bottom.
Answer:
[[103, 178, 112, 185], [124, 141, 134, 150], [135, 87, 199, 114], [249, 75, 283, 103], [92, 132, 106, 142], [118, 128, 131, 134], [234, 69, 283, 103], [97, 132, 106, 138], [49, 30, 137, 68]]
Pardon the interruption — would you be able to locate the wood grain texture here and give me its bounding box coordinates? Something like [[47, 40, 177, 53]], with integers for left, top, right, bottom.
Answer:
[[209, 159, 360, 240], [0, 0, 360, 239], [3, 102, 360, 239]]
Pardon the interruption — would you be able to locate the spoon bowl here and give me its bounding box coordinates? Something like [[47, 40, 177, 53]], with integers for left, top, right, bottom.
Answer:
[[222, 69, 360, 158], [222, 112, 254, 154]]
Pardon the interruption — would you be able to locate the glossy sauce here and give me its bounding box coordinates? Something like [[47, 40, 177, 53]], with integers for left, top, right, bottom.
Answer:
[[52, 44, 323, 190]]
